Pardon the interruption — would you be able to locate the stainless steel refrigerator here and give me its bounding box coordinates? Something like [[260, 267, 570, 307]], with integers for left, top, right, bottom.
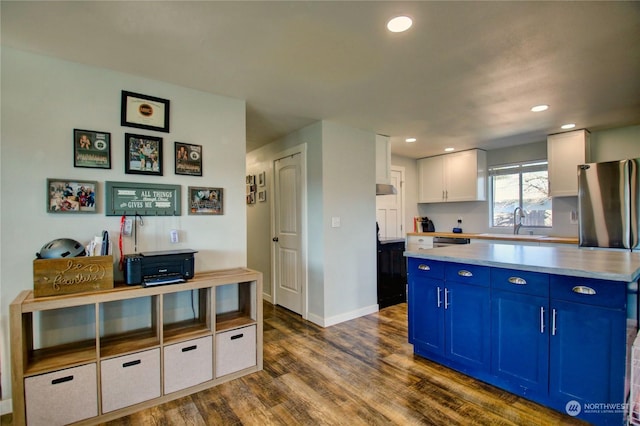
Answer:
[[578, 158, 640, 250]]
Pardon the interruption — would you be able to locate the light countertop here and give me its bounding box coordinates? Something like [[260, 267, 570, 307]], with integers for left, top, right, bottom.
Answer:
[[406, 231, 578, 245], [404, 243, 640, 282]]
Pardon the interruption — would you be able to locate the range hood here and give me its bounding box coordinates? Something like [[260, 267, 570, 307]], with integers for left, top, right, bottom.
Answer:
[[376, 183, 397, 195]]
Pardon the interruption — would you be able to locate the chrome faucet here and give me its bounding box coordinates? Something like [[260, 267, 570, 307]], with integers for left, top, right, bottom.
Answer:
[[513, 207, 525, 234]]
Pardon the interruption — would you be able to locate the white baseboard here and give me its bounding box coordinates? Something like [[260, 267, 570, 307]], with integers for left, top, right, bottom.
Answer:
[[262, 292, 273, 304], [307, 304, 379, 328], [0, 398, 12, 416]]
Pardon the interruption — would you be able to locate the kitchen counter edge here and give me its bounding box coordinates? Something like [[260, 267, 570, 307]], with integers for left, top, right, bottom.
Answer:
[[407, 231, 578, 245], [404, 243, 640, 283]]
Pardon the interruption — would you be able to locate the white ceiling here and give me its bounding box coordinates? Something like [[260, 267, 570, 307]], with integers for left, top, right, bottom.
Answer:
[[2, 1, 639, 159]]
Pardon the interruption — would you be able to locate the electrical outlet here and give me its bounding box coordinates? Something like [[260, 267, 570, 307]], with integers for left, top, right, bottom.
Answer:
[[170, 229, 179, 243], [123, 218, 133, 236]]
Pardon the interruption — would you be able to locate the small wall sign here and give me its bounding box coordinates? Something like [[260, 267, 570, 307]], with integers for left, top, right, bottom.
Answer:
[[105, 181, 181, 216]]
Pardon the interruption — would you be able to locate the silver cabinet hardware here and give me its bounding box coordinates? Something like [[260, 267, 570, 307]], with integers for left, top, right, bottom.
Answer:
[[552, 309, 557, 336], [458, 270, 473, 277], [444, 288, 450, 309], [437, 287, 442, 308], [540, 307, 545, 333], [418, 264, 430, 270], [572, 286, 596, 295], [508, 277, 527, 285]]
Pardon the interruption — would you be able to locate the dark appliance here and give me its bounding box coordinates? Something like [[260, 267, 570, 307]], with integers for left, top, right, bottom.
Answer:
[[377, 223, 407, 308], [125, 249, 197, 286]]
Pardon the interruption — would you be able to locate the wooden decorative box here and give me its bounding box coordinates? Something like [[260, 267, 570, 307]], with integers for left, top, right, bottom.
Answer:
[[33, 255, 114, 297]]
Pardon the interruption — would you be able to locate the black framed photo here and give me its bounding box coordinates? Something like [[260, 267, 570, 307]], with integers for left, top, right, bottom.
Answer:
[[125, 133, 163, 176], [47, 178, 97, 213], [73, 129, 111, 169], [175, 142, 202, 176], [188, 186, 223, 215], [121, 90, 170, 133]]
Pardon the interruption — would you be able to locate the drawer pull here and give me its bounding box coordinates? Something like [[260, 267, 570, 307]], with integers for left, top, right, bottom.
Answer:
[[122, 359, 141, 368], [572, 285, 596, 295], [230, 333, 244, 340], [458, 270, 473, 277], [51, 375, 74, 385], [418, 264, 430, 271], [182, 345, 197, 352], [418, 238, 424, 242], [508, 277, 527, 285]]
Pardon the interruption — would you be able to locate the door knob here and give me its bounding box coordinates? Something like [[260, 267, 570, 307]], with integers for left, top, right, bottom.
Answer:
[[272, 237, 279, 242]]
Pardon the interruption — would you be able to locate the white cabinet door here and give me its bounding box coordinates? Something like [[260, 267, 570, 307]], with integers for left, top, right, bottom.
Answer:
[[418, 156, 445, 202], [375, 134, 391, 185], [548, 130, 590, 197], [445, 150, 486, 202], [418, 150, 486, 203]]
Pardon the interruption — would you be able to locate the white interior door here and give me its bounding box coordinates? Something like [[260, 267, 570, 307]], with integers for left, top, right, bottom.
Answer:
[[376, 167, 404, 238], [273, 153, 304, 314]]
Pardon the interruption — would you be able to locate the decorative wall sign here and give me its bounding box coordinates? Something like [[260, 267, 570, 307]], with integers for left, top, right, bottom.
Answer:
[[73, 129, 111, 169], [188, 186, 223, 215], [121, 90, 170, 133], [47, 178, 97, 213], [175, 142, 202, 176], [125, 133, 163, 176], [105, 181, 181, 216]]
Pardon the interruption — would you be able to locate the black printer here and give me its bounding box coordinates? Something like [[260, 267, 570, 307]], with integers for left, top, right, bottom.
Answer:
[[124, 249, 197, 286]]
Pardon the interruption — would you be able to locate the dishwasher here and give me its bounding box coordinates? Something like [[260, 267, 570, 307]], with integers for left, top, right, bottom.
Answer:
[[433, 237, 470, 247]]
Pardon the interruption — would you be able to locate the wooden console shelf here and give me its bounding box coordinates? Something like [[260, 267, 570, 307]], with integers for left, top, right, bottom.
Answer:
[[10, 267, 263, 426]]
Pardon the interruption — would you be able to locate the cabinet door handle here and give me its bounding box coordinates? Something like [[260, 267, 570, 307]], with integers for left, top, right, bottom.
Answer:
[[51, 375, 74, 385], [508, 277, 527, 285], [418, 264, 430, 271], [572, 286, 596, 295], [458, 270, 473, 277], [418, 238, 424, 242], [123, 359, 141, 368], [231, 333, 244, 340], [437, 287, 442, 308], [551, 309, 557, 336], [540, 307, 545, 334], [182, 345, 197, 352], [444, 288, 450, 309]]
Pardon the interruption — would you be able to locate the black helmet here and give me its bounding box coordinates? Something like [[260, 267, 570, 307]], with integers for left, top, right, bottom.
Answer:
[[37, 238, 86, 259]]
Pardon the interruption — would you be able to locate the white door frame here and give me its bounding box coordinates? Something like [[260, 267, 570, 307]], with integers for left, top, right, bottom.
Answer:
[[270, 143, 308, 319], [392, 165, 406, 235]]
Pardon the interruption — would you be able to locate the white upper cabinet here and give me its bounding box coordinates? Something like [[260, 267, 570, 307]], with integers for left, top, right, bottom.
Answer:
[[418, 149, 487, 203], [547, 129, 591, 197], [376, 134, 391, 184]]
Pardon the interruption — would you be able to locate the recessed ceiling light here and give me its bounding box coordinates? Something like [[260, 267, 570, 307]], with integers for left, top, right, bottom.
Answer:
[[387, 16, 413, 33], [531, 104, 549, 112], [444, 147, 455, 152], [405, 137, 416, 143], [561, 123, 576, 130]]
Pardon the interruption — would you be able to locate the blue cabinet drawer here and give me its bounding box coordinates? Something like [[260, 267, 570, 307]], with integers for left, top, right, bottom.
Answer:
[[491, 268, 549, 297], [445, 263, 489, 287], [550, 275, 626, 309], [407, 258, 445, 279]]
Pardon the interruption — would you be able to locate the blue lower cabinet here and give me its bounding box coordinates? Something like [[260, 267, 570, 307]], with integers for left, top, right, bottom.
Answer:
[[549, 299, 627, 425], [407, 258, 632, 426], [445, 281, 490, 371], [491, 290, 549, 394]]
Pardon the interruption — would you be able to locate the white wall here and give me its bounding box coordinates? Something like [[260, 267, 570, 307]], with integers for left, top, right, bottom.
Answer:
[[246, 121, 377, 327], [0, 48, 247, 409]]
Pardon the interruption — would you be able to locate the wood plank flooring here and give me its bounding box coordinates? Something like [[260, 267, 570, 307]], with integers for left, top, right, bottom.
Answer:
[[2, 302, 588, 425]]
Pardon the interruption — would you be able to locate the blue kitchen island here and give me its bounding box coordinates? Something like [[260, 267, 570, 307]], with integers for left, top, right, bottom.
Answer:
[[404, 243, 640, 426]]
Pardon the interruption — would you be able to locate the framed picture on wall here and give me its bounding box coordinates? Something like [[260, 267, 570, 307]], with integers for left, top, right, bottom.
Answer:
[[73, 129, 111, 169], [188, 186, 223, 215], [125, 133, 163, 176], [121, 90, 170, 133], [175, 142, 202, 176], [47, 178, 97, 213]]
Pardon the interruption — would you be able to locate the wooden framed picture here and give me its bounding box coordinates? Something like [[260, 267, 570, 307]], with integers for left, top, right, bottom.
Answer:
[[121, 90, 170, 133], [188, 186, 223, 215], [175, 142, 202, 176], [125, 133, 163, 176], [47, 178, 97, 213], [73, 129, 111, 169]]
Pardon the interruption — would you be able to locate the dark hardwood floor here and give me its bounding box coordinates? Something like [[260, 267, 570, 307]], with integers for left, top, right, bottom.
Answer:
[[3, 302, 588, 425]]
